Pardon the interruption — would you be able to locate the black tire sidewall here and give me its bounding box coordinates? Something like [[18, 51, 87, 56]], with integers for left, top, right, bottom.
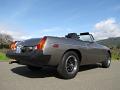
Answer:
[[57, 51, 80, 79], [102, 53, 111, 68]]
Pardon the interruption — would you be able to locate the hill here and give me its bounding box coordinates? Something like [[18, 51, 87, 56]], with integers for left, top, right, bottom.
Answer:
[[97, 37, 120, 48]]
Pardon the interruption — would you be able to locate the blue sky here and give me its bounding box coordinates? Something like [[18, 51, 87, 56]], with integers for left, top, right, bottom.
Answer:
[[0, 0, 120, 40]]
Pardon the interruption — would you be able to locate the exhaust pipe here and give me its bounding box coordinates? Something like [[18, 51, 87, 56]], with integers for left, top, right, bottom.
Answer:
[[9, 60, 18, 64]]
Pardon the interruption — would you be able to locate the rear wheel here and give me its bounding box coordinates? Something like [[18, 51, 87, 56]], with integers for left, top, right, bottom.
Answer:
[[57, 51, 80, 79], [101, 53, 111, 68], [27, 65, 42, 71]]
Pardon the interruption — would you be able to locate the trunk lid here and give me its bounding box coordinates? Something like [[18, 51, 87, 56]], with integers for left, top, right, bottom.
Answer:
[[17, 38, 41, 46]]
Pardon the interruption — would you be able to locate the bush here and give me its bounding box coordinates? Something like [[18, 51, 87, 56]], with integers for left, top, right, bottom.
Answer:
[[0, 44, 9, 49], [111, 48, 120, 60], [0, 33, 13, 49]]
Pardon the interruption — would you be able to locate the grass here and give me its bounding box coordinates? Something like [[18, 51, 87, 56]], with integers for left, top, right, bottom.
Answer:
[[111, 49, 120, 60], [0, 52, 9, 61]]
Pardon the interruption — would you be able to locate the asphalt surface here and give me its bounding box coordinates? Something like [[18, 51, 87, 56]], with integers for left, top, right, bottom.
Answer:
[[0, 61, 120, 90]]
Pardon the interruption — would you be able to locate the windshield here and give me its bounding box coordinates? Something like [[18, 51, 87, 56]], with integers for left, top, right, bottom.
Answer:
[[79, 35, 93, 42]]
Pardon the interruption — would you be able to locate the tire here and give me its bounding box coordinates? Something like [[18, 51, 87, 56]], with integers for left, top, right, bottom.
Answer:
[[57, 51, 80, 79], [27, 65, 42, 71], [101, 53, 111, 68]]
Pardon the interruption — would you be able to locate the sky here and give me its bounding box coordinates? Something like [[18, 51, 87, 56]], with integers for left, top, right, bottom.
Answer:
[[0, 0, 120, 40]]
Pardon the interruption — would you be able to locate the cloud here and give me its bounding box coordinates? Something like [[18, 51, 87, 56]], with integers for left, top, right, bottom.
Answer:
[[35, 27, 72, 37], [0, 24, 72, 41], [92, 18, 120, 40], [0, 24, 31, 41]]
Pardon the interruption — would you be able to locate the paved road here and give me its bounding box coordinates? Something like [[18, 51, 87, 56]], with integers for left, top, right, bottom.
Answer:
[[0, 61, 120, 90]]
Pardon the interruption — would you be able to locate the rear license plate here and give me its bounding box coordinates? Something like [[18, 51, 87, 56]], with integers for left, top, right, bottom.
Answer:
[[16, 46, 21, 53]]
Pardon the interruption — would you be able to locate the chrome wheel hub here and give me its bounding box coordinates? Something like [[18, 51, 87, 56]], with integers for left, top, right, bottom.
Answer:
[[107, 59, 111, 65], [65, 55, 78, 73]]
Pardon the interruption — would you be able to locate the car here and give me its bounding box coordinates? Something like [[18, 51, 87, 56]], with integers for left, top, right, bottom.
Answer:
[[6, 32, 111, 79]]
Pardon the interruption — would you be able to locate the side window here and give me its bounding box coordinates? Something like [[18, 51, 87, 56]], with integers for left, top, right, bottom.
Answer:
[[80, 35, 93, 42]]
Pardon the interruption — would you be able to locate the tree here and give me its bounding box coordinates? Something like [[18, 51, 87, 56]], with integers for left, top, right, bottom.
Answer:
[[116, 44, 120, 49], [0, 33, 13, 49]]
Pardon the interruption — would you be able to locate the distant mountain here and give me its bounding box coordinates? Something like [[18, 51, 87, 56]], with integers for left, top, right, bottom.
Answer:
[[97, 37, 120, 48]]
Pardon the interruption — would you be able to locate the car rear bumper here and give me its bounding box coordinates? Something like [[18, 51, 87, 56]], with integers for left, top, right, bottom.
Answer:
[[6, 50, 51, 67]]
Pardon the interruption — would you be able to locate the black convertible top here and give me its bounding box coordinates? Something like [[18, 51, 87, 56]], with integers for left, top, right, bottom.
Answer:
[[65, 33, 79, 39]]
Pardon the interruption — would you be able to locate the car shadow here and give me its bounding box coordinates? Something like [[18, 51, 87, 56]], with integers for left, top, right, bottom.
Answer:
[[11, 64, 101, 79], [79, 64, 101, 72]]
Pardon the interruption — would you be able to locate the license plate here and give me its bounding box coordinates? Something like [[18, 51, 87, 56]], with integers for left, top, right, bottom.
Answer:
[[16, 46, 21, 53]]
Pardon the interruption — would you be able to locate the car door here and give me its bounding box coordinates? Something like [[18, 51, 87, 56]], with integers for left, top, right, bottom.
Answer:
[[85, 42, 103, 64], [79, 33, 102, 64]]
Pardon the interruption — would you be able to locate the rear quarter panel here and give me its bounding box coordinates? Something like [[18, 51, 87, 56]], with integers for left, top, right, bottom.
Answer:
[[43, 36, 87, 66]]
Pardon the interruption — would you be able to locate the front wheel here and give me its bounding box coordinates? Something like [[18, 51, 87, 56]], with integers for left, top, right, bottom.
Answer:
[[57, 51, 80, 79], [101, 53, 111, 68]]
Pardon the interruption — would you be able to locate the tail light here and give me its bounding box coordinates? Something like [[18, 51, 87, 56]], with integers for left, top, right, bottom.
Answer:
[[36, 37, 47, 50], [10, 41, 17, 50]]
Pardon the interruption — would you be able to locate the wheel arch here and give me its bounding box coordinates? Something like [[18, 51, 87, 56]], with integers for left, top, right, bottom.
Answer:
[[107, 50, 111, 58], [63, 49, 82, 63]]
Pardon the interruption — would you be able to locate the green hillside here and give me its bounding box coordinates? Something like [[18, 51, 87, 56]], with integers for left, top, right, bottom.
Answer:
[[97, 37, 120, 48], [97, 37, 120, 60]]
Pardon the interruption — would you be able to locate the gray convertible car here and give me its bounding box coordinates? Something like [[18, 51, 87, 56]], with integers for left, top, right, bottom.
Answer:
[[6, 32, 111, 79]]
